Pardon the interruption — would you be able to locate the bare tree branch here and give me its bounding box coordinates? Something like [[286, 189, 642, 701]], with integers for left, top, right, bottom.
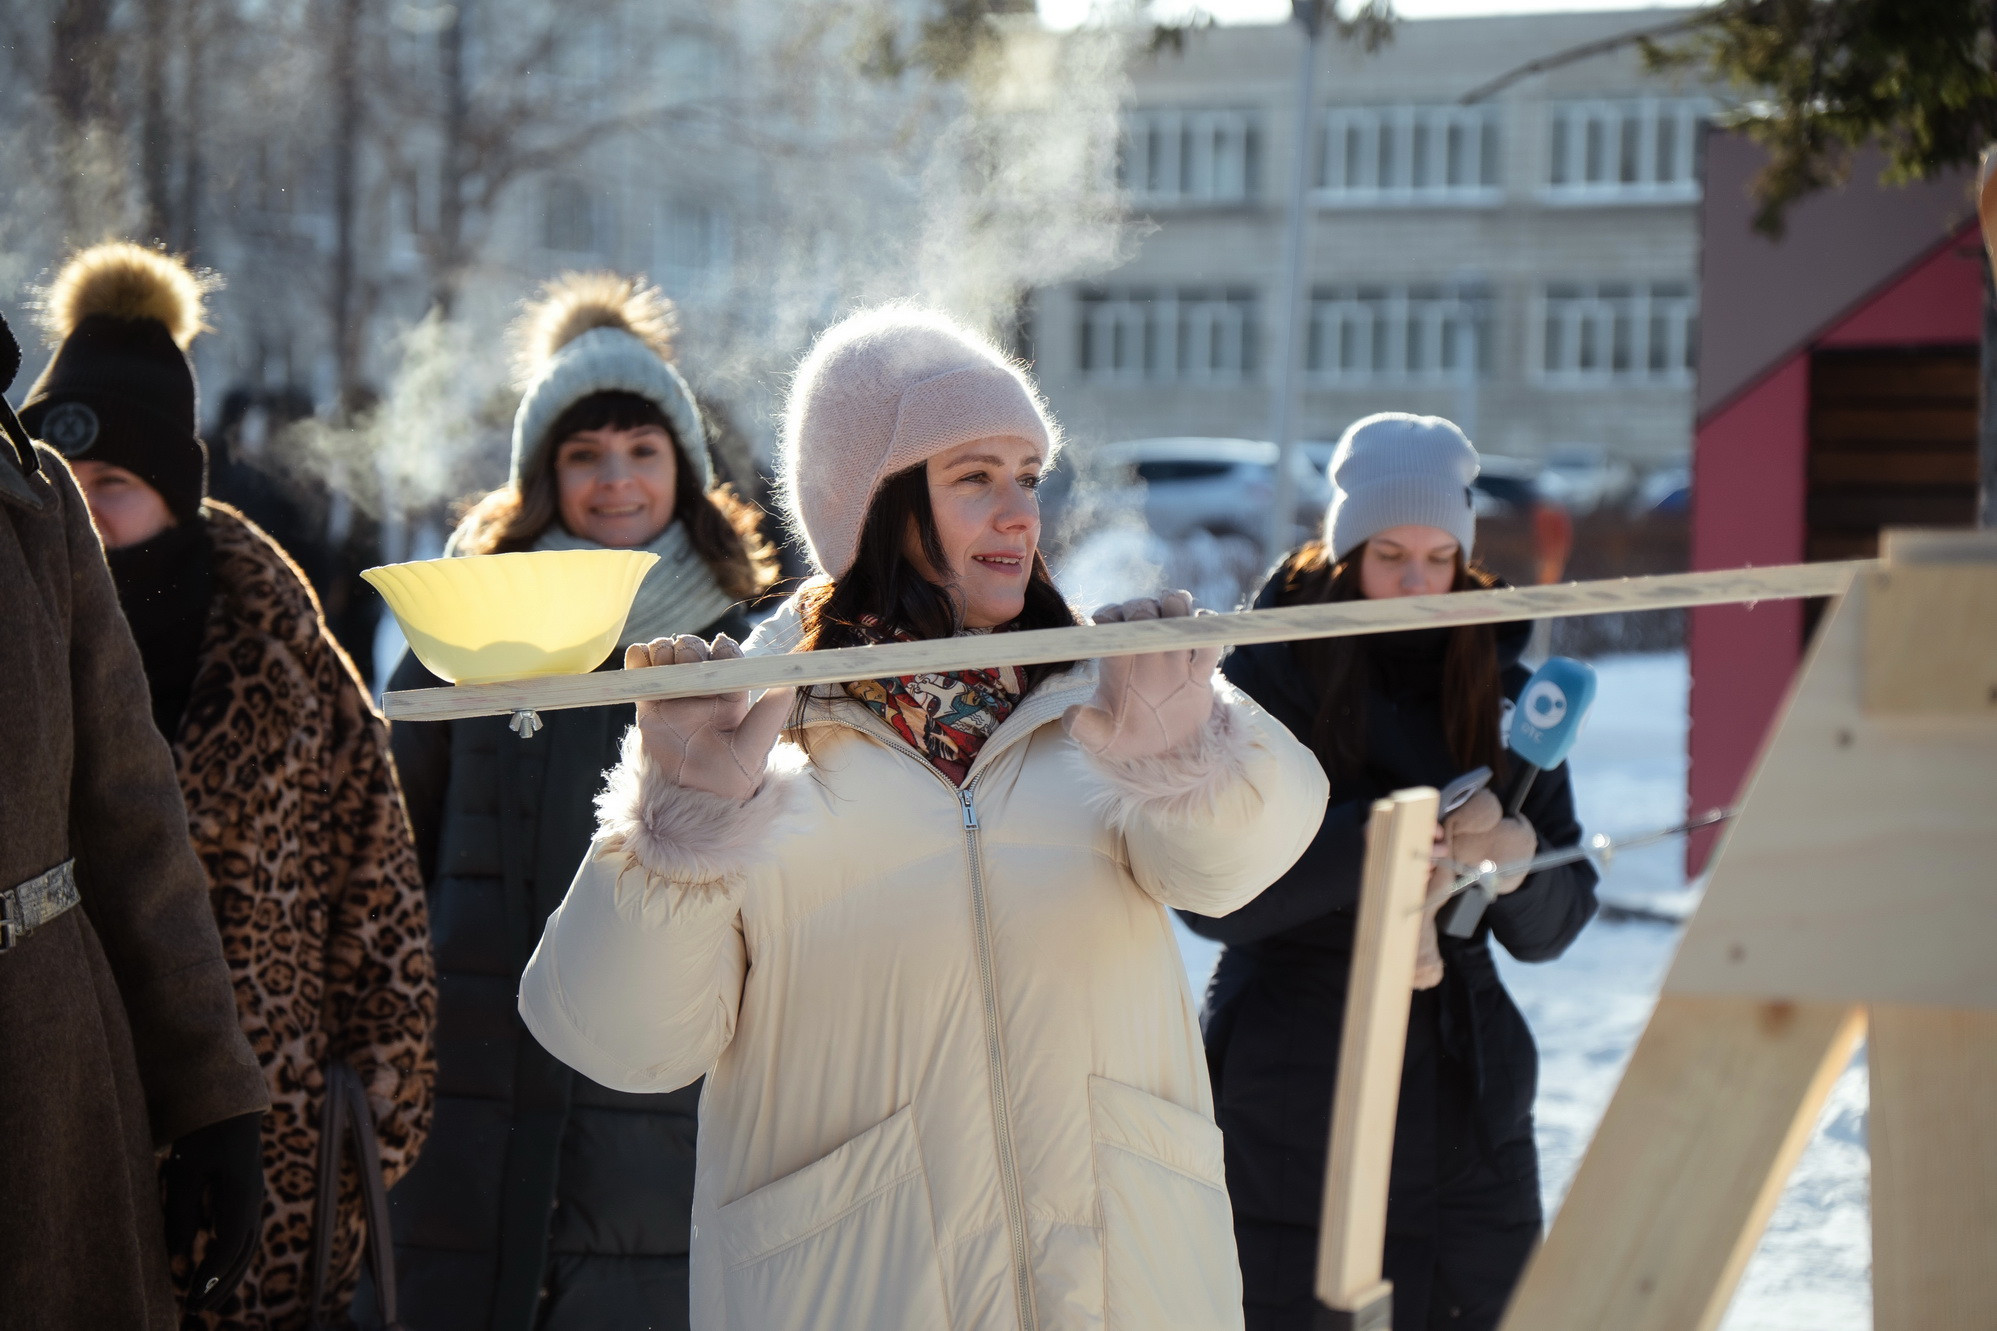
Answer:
[[1458, 11, 1713, 105]]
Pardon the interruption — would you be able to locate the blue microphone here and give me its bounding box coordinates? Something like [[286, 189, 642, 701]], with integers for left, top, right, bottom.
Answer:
[[1499, 656, 1598, 815], [1439, 656, 1597, 938]]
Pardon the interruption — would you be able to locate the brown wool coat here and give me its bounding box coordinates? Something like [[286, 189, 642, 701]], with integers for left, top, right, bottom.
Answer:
[[0, 443, 270, 1331], [176, 503, 436, 1331]]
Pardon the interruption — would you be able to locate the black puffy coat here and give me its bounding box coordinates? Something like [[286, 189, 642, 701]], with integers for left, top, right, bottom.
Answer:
[[384, 606, 745, 1331], [1182, 586, 1597, 1331]]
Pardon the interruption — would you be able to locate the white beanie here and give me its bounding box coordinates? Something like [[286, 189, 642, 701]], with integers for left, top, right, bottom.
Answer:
[[512, 329, 710, 490], [779, 306, 1060, 578], [508, 273, 713, 491], [1324, 412, 1480, 561]]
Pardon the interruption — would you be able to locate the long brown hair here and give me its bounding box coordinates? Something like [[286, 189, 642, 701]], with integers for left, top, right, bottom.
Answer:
[[794, 463, 1079, 719], [453, 391, 778, 602], [1273, 539, 1505, 785]]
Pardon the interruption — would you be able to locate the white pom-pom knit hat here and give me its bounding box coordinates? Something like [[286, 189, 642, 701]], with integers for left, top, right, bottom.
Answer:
[[509, 272, 712, 491]]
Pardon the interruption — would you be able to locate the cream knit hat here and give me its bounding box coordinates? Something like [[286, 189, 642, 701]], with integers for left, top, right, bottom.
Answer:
[[778, 306, 1060, 577]]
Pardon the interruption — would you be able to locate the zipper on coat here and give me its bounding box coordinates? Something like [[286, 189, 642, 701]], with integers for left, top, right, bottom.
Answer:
[[826, 702, 1050, 1330], [960, 780, 1039, 1331]]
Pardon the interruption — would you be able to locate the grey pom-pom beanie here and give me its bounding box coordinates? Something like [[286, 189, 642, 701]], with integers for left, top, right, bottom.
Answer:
[[510, 325, 712, 491], [1323, 412, 1480, 560]]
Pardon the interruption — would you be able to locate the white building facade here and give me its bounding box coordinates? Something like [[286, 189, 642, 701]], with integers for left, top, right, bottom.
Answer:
[[1030, 7, 1715, 470]]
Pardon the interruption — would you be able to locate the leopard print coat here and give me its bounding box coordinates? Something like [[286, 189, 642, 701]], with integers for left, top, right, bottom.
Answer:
[[174, 504, 435, 1330]]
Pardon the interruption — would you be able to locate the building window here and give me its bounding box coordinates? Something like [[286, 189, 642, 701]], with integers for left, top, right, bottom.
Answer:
[[1306, 284, 1492, 383], [1077, 288, 1259, 383], [1121, 110, 1260, 206], [656, 202, 732, 298], [543, 178, 602, 255], [1545, 100, 1708, 202], [1538, 281, 1696, 384], [1316, 105, 1500, 206]]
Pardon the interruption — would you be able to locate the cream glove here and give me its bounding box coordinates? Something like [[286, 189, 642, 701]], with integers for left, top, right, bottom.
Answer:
[[1064, 590, 1220, 760], [1416, 791, 1539, 989], [627, 634, 794, 802], [1414, 852, 1453, 990], [1444, 789, 1537, 895]]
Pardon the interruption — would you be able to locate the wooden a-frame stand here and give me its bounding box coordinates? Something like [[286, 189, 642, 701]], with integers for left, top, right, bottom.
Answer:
[[1315, 529, 1997, 1330]]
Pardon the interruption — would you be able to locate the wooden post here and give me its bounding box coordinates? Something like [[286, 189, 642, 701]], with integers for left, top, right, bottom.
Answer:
[[1853, 535, 1997, 1327], [1496, 996, 1863, 1331], [1869, 1003, 1997, 1331], [1315, 787, 1440, 1331], [1860, 533, 1997, 1331]]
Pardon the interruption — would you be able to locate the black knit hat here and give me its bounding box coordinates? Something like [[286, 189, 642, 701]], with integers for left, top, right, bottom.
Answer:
[[20, 243, 211, 521]]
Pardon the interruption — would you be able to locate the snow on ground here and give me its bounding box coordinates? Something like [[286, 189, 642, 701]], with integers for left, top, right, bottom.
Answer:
[[1173, 651, 1872, 1329]]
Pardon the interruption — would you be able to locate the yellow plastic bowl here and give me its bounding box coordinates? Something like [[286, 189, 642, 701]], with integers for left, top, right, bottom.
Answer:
[[363, 549, 659, 685]]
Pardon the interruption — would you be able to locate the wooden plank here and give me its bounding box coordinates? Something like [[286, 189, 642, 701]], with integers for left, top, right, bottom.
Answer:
[[379, 560, 1867, 721], [1806, 491, 1978, 530], [1805, 532, 1879, 562], [1869, 1003, 1997, 1331], [1808, 451, 1979, 486], [1497, 997, 1865, 1331], [1809, 433, 1981, 456], [1863, 564, 1997, 715], [1983, 149, 1997, 282], [1669, 559, 1997, 1010], [1880, 527, 1997, 564], [1810, 406, 1977, 444], [1317, 789, 1439, 1316], [1810, 355, 1978, 401]]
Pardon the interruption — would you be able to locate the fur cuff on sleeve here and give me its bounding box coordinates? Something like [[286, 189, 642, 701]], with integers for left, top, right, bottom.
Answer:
[[594, 725, 792, 897], [1076, 688, 1256, 832]]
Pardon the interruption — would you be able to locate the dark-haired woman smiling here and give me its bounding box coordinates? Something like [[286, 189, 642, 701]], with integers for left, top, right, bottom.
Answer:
[[519, 306, 1328, 1331], [386, 273, 777, 1331], [1182, 414, 1599, 1331]]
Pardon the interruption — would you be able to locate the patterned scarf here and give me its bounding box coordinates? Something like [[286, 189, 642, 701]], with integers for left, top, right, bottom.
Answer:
[[843, 618, 1026, 786]]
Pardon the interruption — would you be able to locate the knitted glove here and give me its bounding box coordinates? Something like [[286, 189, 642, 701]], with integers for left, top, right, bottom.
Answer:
[[628, 634, 794, 801], [1413, 853, 1453, 990], [162, 1111, 265, 1312], [1444, 789, 1537, 895], [1064, 590, 1220, 761]]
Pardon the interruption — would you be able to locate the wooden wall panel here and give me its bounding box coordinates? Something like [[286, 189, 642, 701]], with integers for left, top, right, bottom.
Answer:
[[1805, 347, 1978, 562]]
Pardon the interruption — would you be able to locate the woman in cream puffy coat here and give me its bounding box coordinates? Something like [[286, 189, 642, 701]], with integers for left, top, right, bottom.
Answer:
[[520, 308, 1327, 1331]]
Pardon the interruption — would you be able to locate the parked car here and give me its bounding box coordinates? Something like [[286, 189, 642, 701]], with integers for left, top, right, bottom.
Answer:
[[1632, 464, 1690, 516], [1469, 453, 1542, 519], [1462, 454, 1570, 587], [1535, 443, 1636, 514], [1041, 436, 1331, 550]]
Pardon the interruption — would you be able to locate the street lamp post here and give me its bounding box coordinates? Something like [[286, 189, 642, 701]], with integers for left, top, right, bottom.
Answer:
[[1264, 0, 1323, 566]]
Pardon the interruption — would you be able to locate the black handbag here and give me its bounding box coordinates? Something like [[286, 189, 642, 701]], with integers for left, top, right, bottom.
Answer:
[[306, 1058, 406, 1331]]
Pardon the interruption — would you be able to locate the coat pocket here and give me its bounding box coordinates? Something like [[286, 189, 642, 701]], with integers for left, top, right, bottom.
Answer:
[[715, 1105, 948, 1331], [1089, 1076, 1244, 1331]]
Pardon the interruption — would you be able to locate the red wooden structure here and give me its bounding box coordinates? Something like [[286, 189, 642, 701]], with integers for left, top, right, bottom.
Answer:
[[1689, 135, 1982, 872]]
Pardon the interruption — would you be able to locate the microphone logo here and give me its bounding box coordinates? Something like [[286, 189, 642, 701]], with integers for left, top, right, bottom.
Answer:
[[1520, 679, 1569, 732]]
